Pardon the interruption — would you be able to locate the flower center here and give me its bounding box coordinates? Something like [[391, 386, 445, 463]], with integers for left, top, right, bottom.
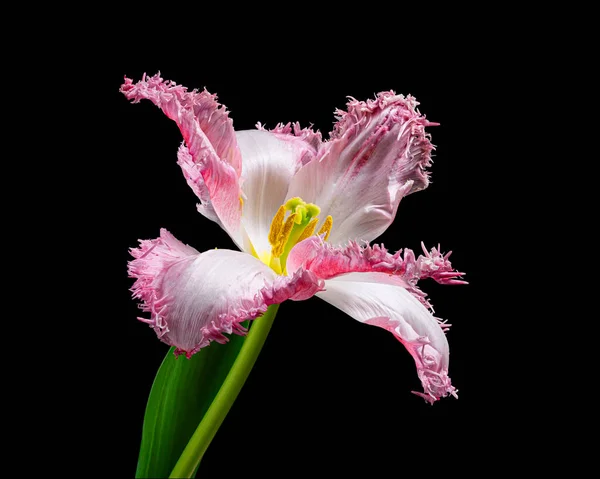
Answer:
[[261, 197, 332, 274]]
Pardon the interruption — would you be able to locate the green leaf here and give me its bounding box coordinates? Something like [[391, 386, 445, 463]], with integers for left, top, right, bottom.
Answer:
[[135, 328, 247, 478]]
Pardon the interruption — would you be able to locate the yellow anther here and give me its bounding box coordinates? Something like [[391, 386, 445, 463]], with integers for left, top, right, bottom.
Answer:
[[239, 196, 244, 208], [272, 213, 297, 257], [268, 205, 286, 246], [317, 215, 333, 241], [263, 198, 333, 273], [296, 217, 319, 243], [280, 213, 297, 242]]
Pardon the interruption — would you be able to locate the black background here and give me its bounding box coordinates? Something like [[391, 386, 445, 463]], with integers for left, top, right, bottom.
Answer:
[[81, 41, 510, 476]]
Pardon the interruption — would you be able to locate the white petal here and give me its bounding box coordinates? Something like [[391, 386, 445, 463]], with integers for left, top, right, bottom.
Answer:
[[286, 92, 435, 246], [129, 229, 323, 357], [121, 74, 244, 246], [236, 130, 305, 256], [316, 272, 456, 402]]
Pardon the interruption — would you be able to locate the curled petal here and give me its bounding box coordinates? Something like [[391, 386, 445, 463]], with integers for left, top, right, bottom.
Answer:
[[287, 236, 466, 309], [128, 229, 324, 357], [286, 236, 463, 401], [120, 73, 243, 245], [316, 272, 457, 403], [177, 144, 221, 225], [236, 129, 318, 256], [287, 91, 436, 245]]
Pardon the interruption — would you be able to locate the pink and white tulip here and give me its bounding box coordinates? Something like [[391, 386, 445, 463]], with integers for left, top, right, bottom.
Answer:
[[121, 73, 465, 403]]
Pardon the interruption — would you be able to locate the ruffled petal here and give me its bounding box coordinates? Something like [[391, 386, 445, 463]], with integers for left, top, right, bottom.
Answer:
[[287, 236, 466, 310], [256, 121, 322, 166], [236, 128, 319, 256], [316, 273, 457, 404], [286, 92, 436, 245], [128, 229, 324, 357], [120, 73, 243, 246], [286, 236, 464, 402], [177, 144, 222, 226]]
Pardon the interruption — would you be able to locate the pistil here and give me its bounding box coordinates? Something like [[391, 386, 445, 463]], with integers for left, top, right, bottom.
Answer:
[[263, 197, 333, 274]]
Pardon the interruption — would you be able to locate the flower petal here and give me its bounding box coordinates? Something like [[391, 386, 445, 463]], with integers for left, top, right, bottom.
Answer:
[[316, 272, 457, 403], [287, 236, 466, 309], [286, 236, 464, 402], [121, 73, 243, 246], [286, 92, 436, 245], [257, 121, 322, 165], [236, 128, 319, 255], [128, 229, 324, 357]]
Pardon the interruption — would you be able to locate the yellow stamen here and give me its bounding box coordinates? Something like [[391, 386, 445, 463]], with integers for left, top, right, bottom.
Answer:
[[261, 198, 334, 273], [280, 213, 297, 243], [268, 205, 286, 245], [296, 217, 319, 243], [239, 196, 244, 208], [272, 213, 297, 257], [317, 215, 333, 241]]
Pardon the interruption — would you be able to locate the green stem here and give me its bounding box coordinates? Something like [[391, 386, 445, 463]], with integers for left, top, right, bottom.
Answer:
[[169, 304, 280, 478]]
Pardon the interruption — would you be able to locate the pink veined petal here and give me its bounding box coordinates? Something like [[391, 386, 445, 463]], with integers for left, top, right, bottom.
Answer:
[[285, 236, 465, 402], [287, 236, 466, 310], [177, 144, 222, 226], [120, 73, 243, 246], [235, 128, 320, 256], [316, 272, 457, 404], [128, 229, 324, 357], [286, 92, 437, 246]]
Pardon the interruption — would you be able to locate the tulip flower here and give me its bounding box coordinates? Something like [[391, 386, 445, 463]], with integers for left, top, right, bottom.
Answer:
[[121, 73, 466, 405]]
